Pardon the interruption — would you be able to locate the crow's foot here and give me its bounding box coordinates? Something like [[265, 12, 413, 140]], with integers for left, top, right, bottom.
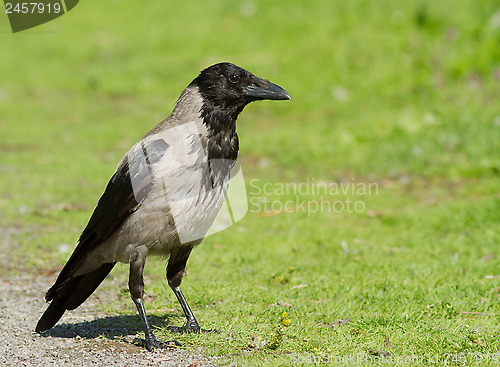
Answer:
[[167, 322, 215, 334], [143, 336, 182, 351]]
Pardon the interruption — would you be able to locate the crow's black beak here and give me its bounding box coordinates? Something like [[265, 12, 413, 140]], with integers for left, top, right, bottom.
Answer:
[[244, 80, 291, 101]]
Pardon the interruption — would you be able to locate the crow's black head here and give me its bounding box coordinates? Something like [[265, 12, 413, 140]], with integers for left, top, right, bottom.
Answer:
[[188, 63, 290, 161], [190, 63, 290, 114]]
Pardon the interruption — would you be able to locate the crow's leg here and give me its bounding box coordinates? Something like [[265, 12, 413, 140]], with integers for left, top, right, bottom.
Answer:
[[129, 249, 181, 351], [166, 246, 212, 333]]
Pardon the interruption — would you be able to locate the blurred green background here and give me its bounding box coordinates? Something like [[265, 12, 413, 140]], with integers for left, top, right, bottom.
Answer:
[[1, 0, 499, 365]]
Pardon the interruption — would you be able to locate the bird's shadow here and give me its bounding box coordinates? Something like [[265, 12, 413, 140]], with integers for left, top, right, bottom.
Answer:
[[39, 314, 178, 347]]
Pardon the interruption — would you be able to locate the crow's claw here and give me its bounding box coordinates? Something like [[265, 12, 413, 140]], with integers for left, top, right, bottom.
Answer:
[[144, 337, 182, 351], [167, 324, 215, 334]]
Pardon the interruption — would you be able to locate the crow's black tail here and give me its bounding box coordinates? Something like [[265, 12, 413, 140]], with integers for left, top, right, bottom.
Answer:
[[35, 262, 116, 333]]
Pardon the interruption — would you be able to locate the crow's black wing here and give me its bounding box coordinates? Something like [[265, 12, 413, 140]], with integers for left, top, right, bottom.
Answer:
[[45, 139, 170, 301]]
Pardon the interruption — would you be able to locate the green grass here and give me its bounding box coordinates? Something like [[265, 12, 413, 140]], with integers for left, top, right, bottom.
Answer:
[[1, 0, 499, 365]]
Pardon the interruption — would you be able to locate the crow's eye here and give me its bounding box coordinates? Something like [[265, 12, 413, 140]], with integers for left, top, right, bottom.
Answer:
[[228, 74, 239, 84]]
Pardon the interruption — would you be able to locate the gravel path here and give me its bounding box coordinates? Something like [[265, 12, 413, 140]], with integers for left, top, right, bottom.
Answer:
[[0, 227, 217, 367]]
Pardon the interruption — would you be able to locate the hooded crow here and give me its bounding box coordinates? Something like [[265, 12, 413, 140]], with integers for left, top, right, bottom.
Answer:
[[35, 62, 290, 351]]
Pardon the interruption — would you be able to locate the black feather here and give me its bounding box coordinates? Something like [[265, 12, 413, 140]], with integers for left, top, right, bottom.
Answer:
[[36, 262, 116, 332], [45, 140, 169, 302]]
